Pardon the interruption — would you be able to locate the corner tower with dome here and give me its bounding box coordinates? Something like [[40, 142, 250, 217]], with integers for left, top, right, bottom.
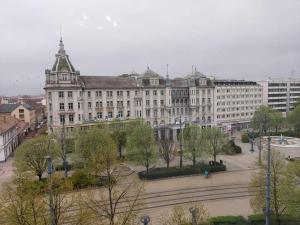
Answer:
[[44, 40, 216, 136]]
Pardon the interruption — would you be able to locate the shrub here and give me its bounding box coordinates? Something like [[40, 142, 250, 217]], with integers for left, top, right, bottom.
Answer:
[[241, 133, 249, 143], [211, 216, 247, 225], [70, 170, 94, 189], [248, 214, 300, 225], [222, 140, 242, 155], [55, 162, 84, 171], [138, 163, 226, 180]]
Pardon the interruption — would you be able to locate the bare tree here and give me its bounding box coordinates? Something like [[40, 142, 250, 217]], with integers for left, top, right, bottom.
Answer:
[[158, 137, 176, 168]]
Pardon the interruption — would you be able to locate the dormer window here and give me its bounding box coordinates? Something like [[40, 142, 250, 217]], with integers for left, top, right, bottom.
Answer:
[[62, 73, 68, 80], [150, 79, 159, 86]]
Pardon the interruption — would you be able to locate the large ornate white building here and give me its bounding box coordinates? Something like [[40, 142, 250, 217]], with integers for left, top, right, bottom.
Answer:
[[45, 40, 215, 134]]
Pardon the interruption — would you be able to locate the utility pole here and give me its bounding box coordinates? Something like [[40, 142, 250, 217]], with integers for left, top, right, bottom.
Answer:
[[265, 136, 271, 225], [179, 114, 183, 168], [61, 120, 68, 178], [46, 156, 56, 225], [258, 123, 262, 164]]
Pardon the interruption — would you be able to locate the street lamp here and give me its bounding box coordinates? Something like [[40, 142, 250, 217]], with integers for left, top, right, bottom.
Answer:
[[247, 129, 254, 153], [189, 207, 199, 225], [140, 215, 150, 225], [46, 155, 56, 225], [265, 136, 271, 225]]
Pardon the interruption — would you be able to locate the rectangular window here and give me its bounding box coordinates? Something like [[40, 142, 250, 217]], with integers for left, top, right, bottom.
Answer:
[[160, 100, 164, 106], [68, 91, 72, 98], [59, 103, 64, 110], [107, 91, 113, 97], [146, 100, 150, 106], [127, 110, 130, 117], [88, 102, 92, 109], [88, 91, 91, 98], [60, 115, 65, 124], [49, 103, 52, 111], [118, 111, 123, 118], [154, 100, 157, 106], [146, 109, 150, 117], [69, 114, 74, 123], [127, 91, 130, 98], [161, 90, 164, 95], [153, 90, 157, 96], [68, 103, 73, 110], [108, 112, 113, 118], [78, 114, 81, 121], [127, 100, 130, 107], [146, 90, 150, 96], [48, 92, 52, 100], [59, 91, 64, 98], [78, 102, 80, 109], [97, 112, 102, 119], [88, 113, 92, 120]]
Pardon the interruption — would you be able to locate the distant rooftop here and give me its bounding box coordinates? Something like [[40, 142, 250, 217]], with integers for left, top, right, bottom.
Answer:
[[0, 116, 19, 134], [0, 103, 33, 113]]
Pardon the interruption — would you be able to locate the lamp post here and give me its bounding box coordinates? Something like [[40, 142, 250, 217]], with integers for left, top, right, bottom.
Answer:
[[265, 136, 271, 225], [61, 120, 68, 178], [140, 215, 150, 225], [179, 114, 183, 168], [189, 207, 199, 225], [248, 129, 254, 152], [46, 156, 55, 225]]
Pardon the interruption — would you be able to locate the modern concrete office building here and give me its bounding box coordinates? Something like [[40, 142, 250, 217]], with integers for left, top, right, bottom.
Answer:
[[259, 78, 300, 116], [213, 80, 263, 133]]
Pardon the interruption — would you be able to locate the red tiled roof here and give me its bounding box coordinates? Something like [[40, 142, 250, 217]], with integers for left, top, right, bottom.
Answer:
[[16, 121, 29, 134], [0, 116, 19, 134]]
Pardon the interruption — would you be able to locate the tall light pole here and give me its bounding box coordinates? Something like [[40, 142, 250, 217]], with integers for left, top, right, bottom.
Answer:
[[61, 120, 68, 178], [46, 156, 56, 225], [179, 114, 183, 168], [265, 136, 271, 225]]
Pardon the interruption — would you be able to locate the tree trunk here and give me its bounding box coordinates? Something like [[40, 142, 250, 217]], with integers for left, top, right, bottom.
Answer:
[[193, 155, 196, 167], [118, 145, 122, 158], [166, 161, 169, 168], [38, 173, 42, 181]]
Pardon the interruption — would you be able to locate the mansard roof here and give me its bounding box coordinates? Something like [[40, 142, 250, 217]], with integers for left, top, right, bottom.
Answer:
[[142, 66, 162, 78], [79, 76, 137, 89], [171, 78, 189, 88], [51, 39, 76, 73], [185, 68, 206, 79]]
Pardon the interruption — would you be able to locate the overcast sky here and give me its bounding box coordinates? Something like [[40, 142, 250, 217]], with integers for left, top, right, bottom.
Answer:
[[0, 0, 299, 96]]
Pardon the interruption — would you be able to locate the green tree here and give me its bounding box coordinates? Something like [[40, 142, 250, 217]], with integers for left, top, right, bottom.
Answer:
[[251, 106, 274, 134], [126, 123, 158, 174], [183, 124, 207, 167], [288, 103, 300, 135], [0, 177, 48, 225], [251, 106, 274, 164], [270, 110, 285, 134], [250, 150, 300, 225], [111, 129, 127, 159], [76, 128, 143, 225], [14, 135, 59, 181], [205, 127, 227, 163]]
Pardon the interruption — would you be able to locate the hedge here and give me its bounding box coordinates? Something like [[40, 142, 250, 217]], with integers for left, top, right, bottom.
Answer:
[[55, 162, 84, 171], [248, 214, 300, 225], [211, 216, 247, 225], [138, 163, 226, 180]]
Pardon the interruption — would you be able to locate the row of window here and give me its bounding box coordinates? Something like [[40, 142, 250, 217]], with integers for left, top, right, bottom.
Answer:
[[217, 94, 261, 99], [217, 88, 261, 93], [217, 112, 254, 119], [217, 106, 259, 112], [216, 100, 262, 106]]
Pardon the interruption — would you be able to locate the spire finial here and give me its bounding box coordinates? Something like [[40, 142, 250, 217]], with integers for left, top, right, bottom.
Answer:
[[192, 65, 194, 74], [58, 26, 66, 55], [166, 64, 169, 76]]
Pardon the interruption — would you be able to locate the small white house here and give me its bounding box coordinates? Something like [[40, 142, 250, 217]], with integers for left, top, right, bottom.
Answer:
[[0, 116, 19, 162]]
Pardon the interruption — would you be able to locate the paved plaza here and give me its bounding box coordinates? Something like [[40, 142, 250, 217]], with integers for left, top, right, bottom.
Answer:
[[0, 132, 299, 224]]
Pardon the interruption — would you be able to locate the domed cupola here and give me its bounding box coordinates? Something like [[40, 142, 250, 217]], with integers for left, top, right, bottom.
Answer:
[[45, 38, 80, 85]]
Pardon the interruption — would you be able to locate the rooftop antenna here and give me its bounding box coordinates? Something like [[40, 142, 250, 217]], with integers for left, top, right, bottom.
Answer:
[[192, 65, 194, 74], [59, 25, 63, 41], [166, 64, 169, 75]]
